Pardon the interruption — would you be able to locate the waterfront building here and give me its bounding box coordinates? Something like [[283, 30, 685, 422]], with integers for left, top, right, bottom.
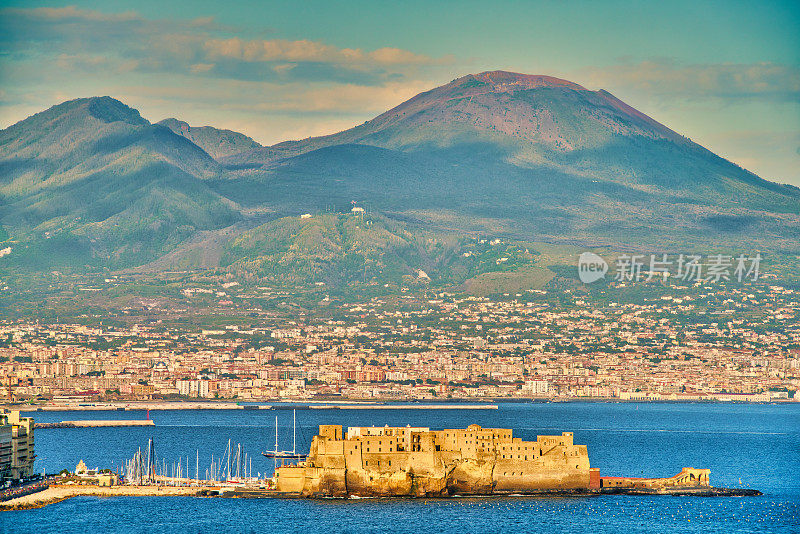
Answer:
[[0, 410, 35, 482]]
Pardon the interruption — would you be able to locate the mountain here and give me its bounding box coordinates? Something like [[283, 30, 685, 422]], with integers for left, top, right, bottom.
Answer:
[[216, 71, 799, 253], [1, 73, 799, 282], [224, 71, 685, 166], [0, 97, 240, 270], [158, 118, 261, 160]]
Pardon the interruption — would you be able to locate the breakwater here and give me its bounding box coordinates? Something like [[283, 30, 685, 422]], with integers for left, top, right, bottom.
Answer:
[[305, 404, 497, 410], [25, 402, 498, 412], [35, 420, 155, 429], [0, 482, 762, 512]]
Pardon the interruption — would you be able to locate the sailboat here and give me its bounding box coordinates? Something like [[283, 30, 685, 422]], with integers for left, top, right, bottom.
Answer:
[[262, 409, 307, 460]]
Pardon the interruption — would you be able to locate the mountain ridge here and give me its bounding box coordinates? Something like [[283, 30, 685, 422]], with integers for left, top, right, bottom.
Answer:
[[0, 96, 240, 270], [1, 72, 798, 279]]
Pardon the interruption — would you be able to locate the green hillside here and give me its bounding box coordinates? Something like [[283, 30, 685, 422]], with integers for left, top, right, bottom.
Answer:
[[0, 97, 241, 270], [220, 212, 554, 289]]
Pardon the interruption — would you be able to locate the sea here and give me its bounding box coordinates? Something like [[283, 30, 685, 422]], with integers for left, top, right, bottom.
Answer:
[[2, 402, 798, 533]]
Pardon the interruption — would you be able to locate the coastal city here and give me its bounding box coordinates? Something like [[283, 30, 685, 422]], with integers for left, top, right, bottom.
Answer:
[[2, 277, 797, 404]]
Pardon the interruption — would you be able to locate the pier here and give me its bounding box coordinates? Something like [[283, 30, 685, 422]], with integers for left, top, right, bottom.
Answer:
[[306, 404, 498, 410], [27, 402, 499, 411], [35, 420, 155, 429]]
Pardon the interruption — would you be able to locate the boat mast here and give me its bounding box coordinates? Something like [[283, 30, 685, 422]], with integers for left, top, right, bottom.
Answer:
[[226, 438, 231, 481], [237, 443, 242, 479], [293, 409, 296, 454]]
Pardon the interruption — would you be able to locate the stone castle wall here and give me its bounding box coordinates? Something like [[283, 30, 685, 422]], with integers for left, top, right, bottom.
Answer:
[[275, 424, 592, 497]]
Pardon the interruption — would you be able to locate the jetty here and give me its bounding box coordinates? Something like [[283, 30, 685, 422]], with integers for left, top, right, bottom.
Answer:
[[0, 484, 198, 511], [26, 402, 498, 411], [35, 420, 155, 429], [306, 404, 497, 410]]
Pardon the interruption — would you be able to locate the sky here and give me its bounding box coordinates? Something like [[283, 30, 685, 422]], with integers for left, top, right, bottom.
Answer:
[[0, 0, 798, 185]]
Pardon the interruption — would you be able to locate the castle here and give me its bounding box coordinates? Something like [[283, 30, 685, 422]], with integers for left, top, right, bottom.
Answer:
[[275, 424, 594, 496], [274, 424, 711, 497]]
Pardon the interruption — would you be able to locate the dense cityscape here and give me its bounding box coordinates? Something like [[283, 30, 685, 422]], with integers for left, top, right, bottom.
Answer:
[[2, 277, 797, 404]]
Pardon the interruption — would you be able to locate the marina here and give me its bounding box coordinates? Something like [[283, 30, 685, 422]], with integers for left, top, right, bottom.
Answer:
[[1, 402, 795, 531]]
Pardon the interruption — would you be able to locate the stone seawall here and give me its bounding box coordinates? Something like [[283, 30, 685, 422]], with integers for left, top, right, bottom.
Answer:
[[35, 420, 155, 428], [0, 485, 198, 511], [0, 483, 763, 511]]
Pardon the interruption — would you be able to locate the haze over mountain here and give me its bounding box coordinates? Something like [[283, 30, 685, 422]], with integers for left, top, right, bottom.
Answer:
[[1, 72, 798, 281]]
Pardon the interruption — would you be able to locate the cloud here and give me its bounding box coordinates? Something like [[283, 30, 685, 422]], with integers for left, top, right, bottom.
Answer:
[[203, 37, 438, 66], [580, 60, 800, 102], [189, 63, 215, 74], [2, 5, 140, 23], [0, 6, 446, 84], [0, 5, 456, 145]]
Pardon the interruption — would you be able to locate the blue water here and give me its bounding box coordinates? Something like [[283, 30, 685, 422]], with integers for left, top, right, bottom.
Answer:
[[2, 403, 798, 533]]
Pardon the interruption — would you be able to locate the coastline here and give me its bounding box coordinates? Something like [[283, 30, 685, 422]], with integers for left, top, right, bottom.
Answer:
[[2, 398, 795, 413], [0, 484, 763, 512], [9, 401, 501, 412]]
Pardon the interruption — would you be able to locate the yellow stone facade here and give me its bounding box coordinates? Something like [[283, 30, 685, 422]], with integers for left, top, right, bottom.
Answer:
[[275, 424, 592, 497]]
